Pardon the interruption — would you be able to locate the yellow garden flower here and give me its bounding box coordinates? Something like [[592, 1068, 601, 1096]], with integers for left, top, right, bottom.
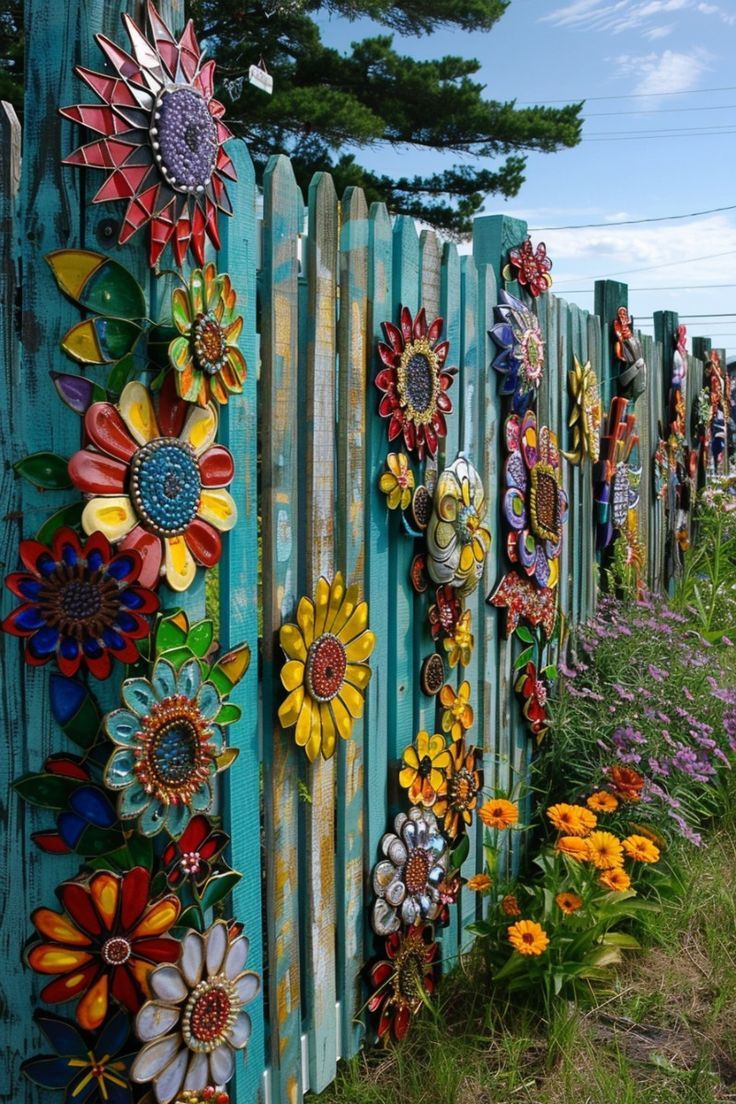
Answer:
[[508, 920, 550, 957], [479, 798, 519, 831], [546, 803, 595, 837], [169, 262, 246, 406], [439, 680, 474, 741], [278, 573, 375, 761], [587, 790, 619, 813], [501, 894, 522, 917], [622, 834, 660, 864], [398, 731, 451, 807], [443, 609, 474, 668], [555, 836, 590, 861], [598, 868, 632, 892], [555, 891, 583, 914], [467, 873, 492, 893], [379, 452, 414, 511], [586, 831, 625, 870]]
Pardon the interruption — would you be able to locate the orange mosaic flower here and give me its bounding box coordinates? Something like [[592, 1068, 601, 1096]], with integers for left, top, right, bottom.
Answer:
[[586, 791, 619, 813], [467, 873, 492, 893], [598, 868, 632, 892], [555, 892, 583, 914], [508, 920, 549, 957], [443, 609, 474, 669], [479, 798, 519, 831], [622, 834, 660, 863], [501, 894, 522, 917], [586, 831, 625, 870], [439, 680, 474, 741]]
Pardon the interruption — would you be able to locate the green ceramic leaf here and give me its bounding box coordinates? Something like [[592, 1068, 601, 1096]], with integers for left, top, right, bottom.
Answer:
[[215, 703, 241, 726], [159, 646, 194, 671], [209, 642, 251, 695], [156, 612, 189, 654], [187, 620, 214, 659], [13, 772, 81, 809], [14, 452, 73, 490], [62, 694, 101, 750], [514, 646, 534, 670], [106, 353, 137, 396], [449, 833, 470, 870], [199, 870, 241, 912], [543, 664, 558, 681], [514, 625, 534, 644], [76, 824, 125, 857], [95, 318, 141, 361], [177, 905, 206, 933], [124, 832, 154, 869], [36, 502, 84, 544], [46, 250, 146, 319]]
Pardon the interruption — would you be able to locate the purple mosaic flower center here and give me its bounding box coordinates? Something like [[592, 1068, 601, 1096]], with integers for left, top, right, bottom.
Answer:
[[152, 86, 218, 194], [60, 579, 103, 621]]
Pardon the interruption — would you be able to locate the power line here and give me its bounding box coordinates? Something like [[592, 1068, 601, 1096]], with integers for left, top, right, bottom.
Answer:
[[530, 204, 736, 231], [581, 129, 736, 142], [586, 103, 736, 117], [517, 84, 736, 105], [554, 284, 736, 293], [584, 124, 736, 137]]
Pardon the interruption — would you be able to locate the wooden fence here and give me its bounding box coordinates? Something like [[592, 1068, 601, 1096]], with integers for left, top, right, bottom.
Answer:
[[0, 3, 730, 1102]]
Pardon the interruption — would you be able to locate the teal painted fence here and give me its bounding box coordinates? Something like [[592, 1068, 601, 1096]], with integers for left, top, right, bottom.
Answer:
[[1, 3, 730, 1100]]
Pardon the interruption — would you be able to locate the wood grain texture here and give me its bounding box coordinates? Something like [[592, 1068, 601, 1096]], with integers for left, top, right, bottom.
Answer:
[[303, 170, 338, 1094], [260, 154, 304, 1104]]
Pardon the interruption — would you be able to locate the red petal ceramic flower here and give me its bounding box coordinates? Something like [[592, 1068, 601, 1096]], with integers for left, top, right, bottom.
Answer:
[[61, 1, 236, 267], [504, 238, 553, 297], [2, 527, 158, 679], [161, 814, 230, 888], [367, 922, 438, 1042], [514, 660, 550, 743], [375, 307, 456, 460], [488, 570, 557, 640], [26, 867, 180, 1030]]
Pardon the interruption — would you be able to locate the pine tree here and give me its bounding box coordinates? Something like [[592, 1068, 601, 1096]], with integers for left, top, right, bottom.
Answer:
[[191, 0, 582, 235]]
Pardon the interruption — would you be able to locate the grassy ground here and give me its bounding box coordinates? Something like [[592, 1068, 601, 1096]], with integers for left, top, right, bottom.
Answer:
[[314, 774, 736, 1104]]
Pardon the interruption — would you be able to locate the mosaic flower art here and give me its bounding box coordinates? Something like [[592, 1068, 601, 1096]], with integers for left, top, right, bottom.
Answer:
[[488, 570, 558, 640], [502, 237, 553, 297], [595, 398, 640, 551], [367, 923, 438, 1043], [443, 608, 474, 668], [399, 732, 451, 807], [372, 807, 448, 935], [26, 867, 180, 1030], [22, 1008, 135, 1104], [439, 679, 474, 742], [375, 306, 456, 460], [162, 814, 230, 889], [2, 527, 158, 679], [277, 573, 375, 761], [131, 921, 260, 1103], [104, 657, 238, 838], [426, 455, 491, 597], [564, 355, 601, 465], [613, 307, 647, 399], [427, 584, 462, 640], [379, 452, 414, 511], [68, 375, 237, 592], [501, 410, 568, 590], [432, 740, 483, 841], [169, 263, 246, 406], [514, 660, 550, 743], [489, 290, 545, 410], [61, 2, 237, 266]]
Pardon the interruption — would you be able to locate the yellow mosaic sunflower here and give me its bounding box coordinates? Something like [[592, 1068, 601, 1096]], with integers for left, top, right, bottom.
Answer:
[[444, 609, 474, 668], [399, 731, 451, 807], [278, 573, 375, 761], [508, 919, 549, 957], [622, 834, 660, 864], [169, 262, 246, 407], [586, 831, 625, 870], [379, 452, 414, 511], [439, 680, 474, 741]]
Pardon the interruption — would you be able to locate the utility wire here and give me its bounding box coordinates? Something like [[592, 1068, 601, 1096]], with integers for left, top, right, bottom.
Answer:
[[530, 204, 736, 231], [586, 103, 736, 117], [555, 284, 736, 292], [581, 129, 736, 142]]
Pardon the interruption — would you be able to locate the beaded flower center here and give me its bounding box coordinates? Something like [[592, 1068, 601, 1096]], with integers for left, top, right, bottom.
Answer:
[[130, 438, 201, 537], [418, 755, 433, 778], [38, 565, 121, 641], [101, 936, 132, 965], [193, 312, 228, 375], [181, 850, 203, 875], [534, 680, 548, 706], [151, 86, 218, 194], [530, 464, 560, 542], [135, 695, 215, 805], [422, 653, 445, 694], [305, 633, 347, 702], [456, 504, 480, 543], [411, 486, 432, 529], [183, 977, 239, 1053], [394, 937, 427, 1008], [403, 848, 430, 895], [521, 330, 544, 383], [397, 339, 440, 423], [449, 769, 475, 810]]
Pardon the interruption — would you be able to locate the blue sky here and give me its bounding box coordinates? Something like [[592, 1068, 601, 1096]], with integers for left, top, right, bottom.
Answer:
[[315, 0, 736, 356]]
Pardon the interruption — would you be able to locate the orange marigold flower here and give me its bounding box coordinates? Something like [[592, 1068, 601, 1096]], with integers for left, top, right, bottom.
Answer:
[[501, 894, 522, 917], [587, 790, 619, 813], [467, 873, 492, 893], [479, 798, 519, 830], [546, 803, 595, 836], [598, 867, 632, 892], [508, 919, 550, 957], [555, 891, 583, 914], [622, 834, 660, 863], [586, 831, 625, 870], [608, 765, 644, 802], [555, 836, 590, 861]]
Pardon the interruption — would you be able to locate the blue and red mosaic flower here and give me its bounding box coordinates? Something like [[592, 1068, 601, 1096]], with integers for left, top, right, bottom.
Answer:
[[2, 528, 158, 680]]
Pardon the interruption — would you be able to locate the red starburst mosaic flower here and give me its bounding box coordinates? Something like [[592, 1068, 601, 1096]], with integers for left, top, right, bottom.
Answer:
[[61, 2, 236, 267], [368, 923, 438, 1043], [427, 585, 462, 642], [514, 660, 550, 743], [503, 238, 553, 297], [375, 307, 457, 460]]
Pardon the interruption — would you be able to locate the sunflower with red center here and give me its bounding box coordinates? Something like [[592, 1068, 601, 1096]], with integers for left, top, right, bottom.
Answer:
[[68, 375, 237, 593], [61, 2, 236, 267], [433, 740, 483, 841], [514, 660, 550, 743], [277, 573, 375, 761], [26, 867, 180, 1031], [169, 263, 246, 407], [2, 527, 158, 679], [375, 306, 456, 459], [368, 923, 438, 1043]]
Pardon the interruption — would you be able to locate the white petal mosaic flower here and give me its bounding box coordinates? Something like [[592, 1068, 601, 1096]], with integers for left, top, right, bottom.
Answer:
[[371, 806, 448, 936], [132, 920, 260, 1104], [426, 455, 491, 598], [104, 656, 235, 838]]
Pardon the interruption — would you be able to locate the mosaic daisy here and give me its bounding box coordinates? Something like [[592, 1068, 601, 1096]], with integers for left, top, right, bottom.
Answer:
[[426, 455, 491, 597], [169, 263, 246, 406]]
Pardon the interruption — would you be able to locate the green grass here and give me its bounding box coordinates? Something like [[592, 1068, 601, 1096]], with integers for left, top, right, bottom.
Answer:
[[314, 776, 736, 1104]]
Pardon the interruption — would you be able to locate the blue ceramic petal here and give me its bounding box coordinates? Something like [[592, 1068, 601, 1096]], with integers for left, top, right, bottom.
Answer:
[[190, 781, 214, 813], [21, 1056, 73, 1089], [107, 553, 137, 582], [152, 658, 177, 700], [70, 784, 116, 827], [196, 680, 221, 721], [50, 675, 87, 727], [118, 780, 150, 819], [165, 801, 192, 840], [96, 1006, 131, 1057], [29, 626, 59, 657], [105, 749, 137, 791], [177, 658, 202, 699], [14, 605, 45, 631], [121, 678, 157, 717], [33, 1011, 87, 1057], [105, 708, 141, 747], [208, 726, 224, 755], [139, 798, 167, 837], [57, 811, 86, 848]]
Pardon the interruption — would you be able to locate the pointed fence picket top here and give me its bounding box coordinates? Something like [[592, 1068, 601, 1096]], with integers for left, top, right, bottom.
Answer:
[[2, 8, 733, 1093]]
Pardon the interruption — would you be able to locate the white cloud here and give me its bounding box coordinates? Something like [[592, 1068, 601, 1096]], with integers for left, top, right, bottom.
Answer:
[[613, 47, 711, 96], [543, 0, 736, 30], [643, 22, 674, 37]]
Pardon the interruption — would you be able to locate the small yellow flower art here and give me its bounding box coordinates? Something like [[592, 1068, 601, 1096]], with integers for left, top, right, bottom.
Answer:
[[379, 452, 415, 511]]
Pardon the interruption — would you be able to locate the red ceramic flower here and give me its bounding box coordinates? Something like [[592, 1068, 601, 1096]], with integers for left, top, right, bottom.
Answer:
[[26, 867, 180, 1030], [427, 585, 462, 642], [488, 570, 558, 640], [504, 238, 553, 297], [162, 814, 230, 888], [514, 661, 550, 743], [61, 2, 236, 267], [2, 528, 158, 679], [68, 374, 237, 592], [368, 923, 438, 1042], [375, 307, 456, 459]]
